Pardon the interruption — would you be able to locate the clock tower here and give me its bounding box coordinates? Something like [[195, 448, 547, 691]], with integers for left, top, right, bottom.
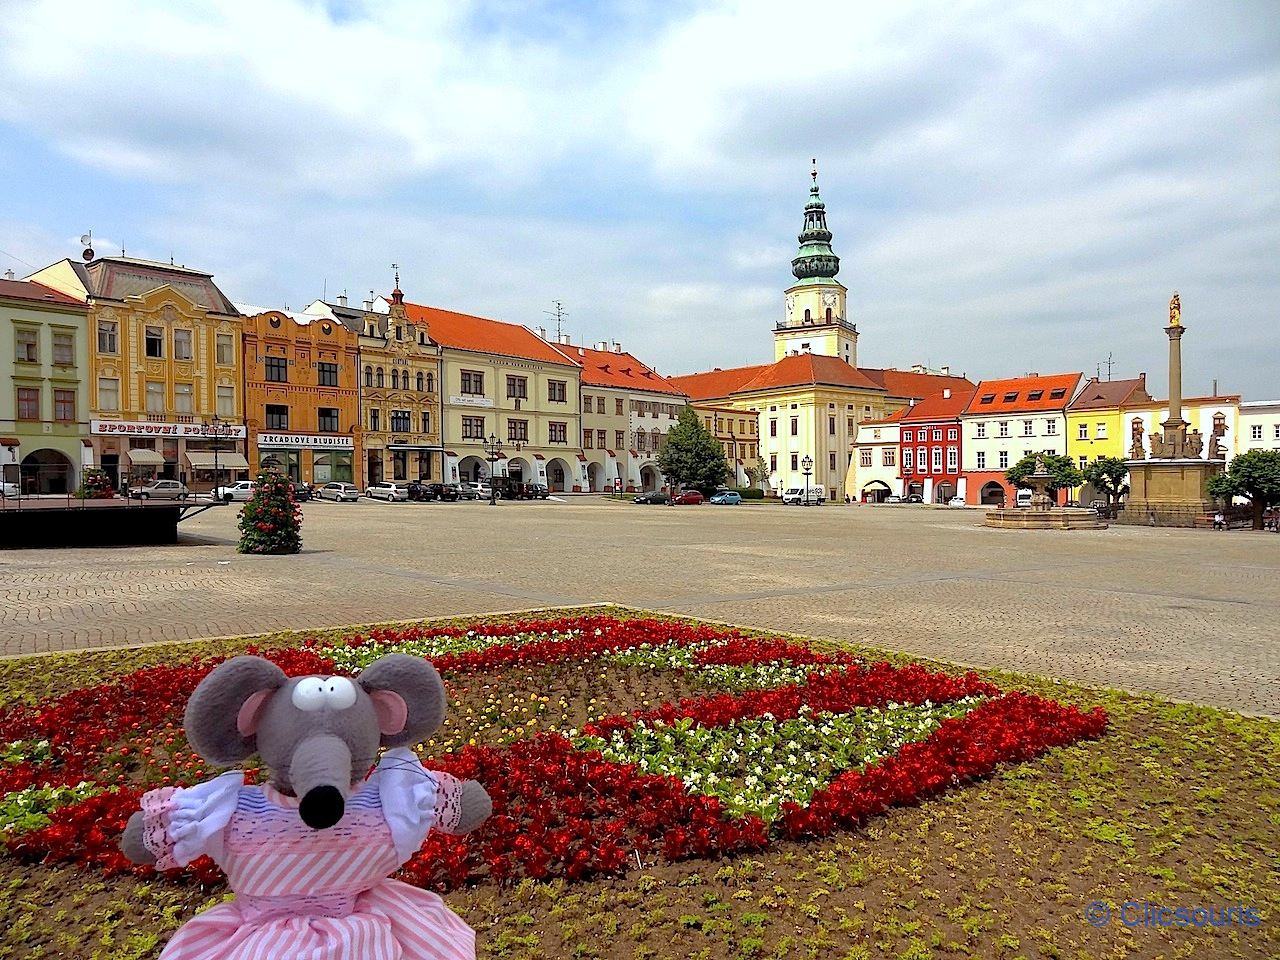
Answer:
[[774, 161, 857, 365]]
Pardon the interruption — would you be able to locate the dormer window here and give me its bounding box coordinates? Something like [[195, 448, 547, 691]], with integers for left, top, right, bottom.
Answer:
[[1003, 392, 1019, 402], [1049, 388, 1067, 399], [367, 324, 376, 337], [980, 394, 996, 404], [1027, 390, 1043, 400]]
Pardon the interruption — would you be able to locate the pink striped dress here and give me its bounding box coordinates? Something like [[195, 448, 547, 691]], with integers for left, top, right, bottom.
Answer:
[[141, 747, 476, 960]]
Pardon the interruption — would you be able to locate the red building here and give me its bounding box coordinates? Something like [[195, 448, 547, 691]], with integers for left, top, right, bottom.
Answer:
[[899, 387, 975, 503]]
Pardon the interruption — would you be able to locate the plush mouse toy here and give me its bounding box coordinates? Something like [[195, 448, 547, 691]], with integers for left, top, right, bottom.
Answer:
[[120, 653, 492, 960]]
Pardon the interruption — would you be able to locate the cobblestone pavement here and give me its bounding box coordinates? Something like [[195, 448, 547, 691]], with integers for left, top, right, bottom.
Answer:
[[1, 498, 1276, 715]]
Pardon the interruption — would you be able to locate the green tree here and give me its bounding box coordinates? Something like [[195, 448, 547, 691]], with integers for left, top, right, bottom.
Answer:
[[1005, 452, 1084, 500], [744, 455, 770, 490], [658, 407, 730, 495], [1206, 450, 1280, 530], [1082, 456, 1129, 518], [237, 473, 303, 554]]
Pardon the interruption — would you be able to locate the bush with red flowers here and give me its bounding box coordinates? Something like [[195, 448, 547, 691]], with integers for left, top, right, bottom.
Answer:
[[237, 472, 302, 554]]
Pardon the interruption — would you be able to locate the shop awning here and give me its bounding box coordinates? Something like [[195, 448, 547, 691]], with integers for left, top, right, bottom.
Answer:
[[185, 451, 250, 469], [386, 444, 446, 451], [0, 437, 20, 447], [126, 449, 166, 465]]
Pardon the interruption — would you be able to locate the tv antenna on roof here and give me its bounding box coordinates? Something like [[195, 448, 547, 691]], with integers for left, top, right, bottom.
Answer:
[[544, 300, 567, 341], [80, 231, 94, 262]]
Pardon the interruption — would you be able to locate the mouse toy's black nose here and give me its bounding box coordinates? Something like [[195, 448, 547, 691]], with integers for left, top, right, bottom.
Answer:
[[299, 785, 345, 829]]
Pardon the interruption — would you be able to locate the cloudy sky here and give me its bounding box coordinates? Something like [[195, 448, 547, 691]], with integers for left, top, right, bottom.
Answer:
[[2, 0, 1276, 397]]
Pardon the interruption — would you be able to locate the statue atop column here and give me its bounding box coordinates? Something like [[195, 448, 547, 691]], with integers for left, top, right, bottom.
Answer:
[[1168, 291, 1181, 328]]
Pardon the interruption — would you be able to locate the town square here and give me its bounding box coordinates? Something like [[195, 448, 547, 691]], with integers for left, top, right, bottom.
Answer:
[[1, 1, 1278, 958]]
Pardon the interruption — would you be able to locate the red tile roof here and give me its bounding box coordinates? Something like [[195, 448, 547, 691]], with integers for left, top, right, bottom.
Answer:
[[738, 354, 882, 392], [1067, 376, 1151, 411], [668, 364, 773, 401], [859, 406, 911, 426], [963, 372, 1082, 414], [402, 301, 580, 367], [0, 279, 86, 307], [900, 388, 977, 423], [859, 368, 976, 401], [575, 345, 686, 396]]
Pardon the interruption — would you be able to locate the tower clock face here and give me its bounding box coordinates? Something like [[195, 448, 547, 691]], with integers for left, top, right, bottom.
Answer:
[[822, 291, 838, 309], [785, 293, 796, 319]]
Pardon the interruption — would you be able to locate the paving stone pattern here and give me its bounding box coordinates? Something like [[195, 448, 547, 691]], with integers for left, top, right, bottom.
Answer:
[[1, 499, 1276, 716]]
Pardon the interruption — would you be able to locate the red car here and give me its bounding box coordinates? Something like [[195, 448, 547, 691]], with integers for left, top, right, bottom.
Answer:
[[671, 490, 705, 505]]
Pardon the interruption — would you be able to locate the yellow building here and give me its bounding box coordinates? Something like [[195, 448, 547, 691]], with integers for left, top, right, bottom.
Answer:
[[27, 256, 246, 488]]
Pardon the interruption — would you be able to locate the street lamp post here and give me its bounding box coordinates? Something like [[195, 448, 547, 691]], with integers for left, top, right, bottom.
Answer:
[[483, 433, 503, 506], [801, 454, 814, 507], [202, 414, 227, 501]]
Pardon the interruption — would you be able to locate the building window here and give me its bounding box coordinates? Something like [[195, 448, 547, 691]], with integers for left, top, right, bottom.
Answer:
[[597, 429, 606, 448], [16, 387, 39, 420], [266, 404, 289, 430], [53, 388, 76, 422], [390, 410, 410, 432], [390, 369, 400, 390], [1022, 419, 1033, 436], [769, 418, 777, 437], [217, 385, 234, 416], [376, 367, 385, 387], [947, 447, 958, 472], [976, 451, 986, 469], [1046, 419, 1057, 435], [416, 371, 424, 392], [932, 448, 942, 472], [265, 356, 288, 382], [369, 408, 381, 431], [917, 446, 927, 471], [319, 408, 341, 432], [769, 454, 777, 472], [790, 453, 798, 471], [420, 411, 431, 434], [364, 366, 373, 388], [975, 422, 986, 438], [175, 382, 193, 414], [1096, 423, 1107, 439], [611, 398, 621, 416], [1079, 456, 1088, 470], [883, 448, 896, 467], [16, 328, 38, 362], [830, 452, 837, 471], [1024, 449, 1033, 458], [933, 428, 942, 441], [52, 332, 74, 366], [596, 396, 605, 414], [1251, 424, 1263, 440], [636, 430, 648, 451], [790, 417, 798, 436], [98, 321, 118, 355], [507, 419, 529, 442], [461, 370, 484, 395], [145, 325, 164, 358], [1078, 423, 1088, 440], [947, 428, 957, 440], [508, 376, 529, 400], [1273, 424, 1280, 439], [174, 328, 193, 361], [216, 333, 234, 365], [583, 429, 593, 448], [998, 421, 1009, 437], [395, 325, 403, 341], [548, 380, 567, 403], [145, 381, 165, 414], [462, 416, 484, 439], [318, 362, 339, 387], [860, 449, 872, 467], [98, 378, 119, 412], [904, 449, 914, 470], [998, 450, 1009, 469], [829, 416, 836, 435], [426, 372, 435, 393], [549, 421, 568, 443], [582, 393, 592, 412]]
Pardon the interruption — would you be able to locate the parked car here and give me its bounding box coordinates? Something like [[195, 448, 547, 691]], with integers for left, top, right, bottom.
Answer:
[[672, 490, 705, 505], [129, 479, 189, 500], [425, 482, 459, 502], [633, 491, 670, 505], [469, 481, 492, 499], [1, 480, 19, 497], [289, 481, 313, 502], [455, 483, 481, 501], [406, 482, 434, 502], [213, 480, 256, 502], [365, 481, 409, 502], [946, 496, 967, 507], [523, 482, 550, 500], [781, 487, 825, 505], [883, 495, 903, 504], [709, 490, 742, 505], [318, 482, 360, 502]]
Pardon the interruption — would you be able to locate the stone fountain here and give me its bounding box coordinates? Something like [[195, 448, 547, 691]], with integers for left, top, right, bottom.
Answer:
[[984, 456, 1108, 530]]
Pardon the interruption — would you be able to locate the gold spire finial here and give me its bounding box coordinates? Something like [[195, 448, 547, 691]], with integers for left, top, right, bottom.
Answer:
[[1169, 291, 1181, 327]]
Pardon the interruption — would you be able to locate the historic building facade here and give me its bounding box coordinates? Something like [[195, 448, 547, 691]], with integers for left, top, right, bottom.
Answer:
[[576, 341, 687, 493], [849, 412, 904, 502], [960, 372, 1082, 506], [27, 256, 246, 490], [899, 387, 975, 503], [0, 278, 91, 494], [241, 309, 360, 486], [1238, 400, 1280, 453]]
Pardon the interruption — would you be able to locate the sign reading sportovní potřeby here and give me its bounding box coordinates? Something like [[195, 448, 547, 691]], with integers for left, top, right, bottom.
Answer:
[[91, 420, 248, 439]]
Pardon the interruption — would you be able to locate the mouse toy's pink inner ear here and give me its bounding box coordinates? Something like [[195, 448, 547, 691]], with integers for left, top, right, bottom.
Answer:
[[369, 689, 409, 735], [236, 689, 274, 738]]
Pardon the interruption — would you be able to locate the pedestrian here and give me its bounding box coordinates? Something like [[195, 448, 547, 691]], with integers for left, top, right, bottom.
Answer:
[[1213, 510, 1225, 531]]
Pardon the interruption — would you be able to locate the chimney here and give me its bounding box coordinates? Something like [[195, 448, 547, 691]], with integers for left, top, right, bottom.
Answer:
[[594, 341, 608, 351], [2, 269, 13, 281], [337, 292, 348, 307], [940, 365, 950, 375], [612, 341, 622, 353], [560, 333, 571, 345], [536, 326, 547, 340], [1212, 378, 1218, 397], [943, 388, 951, 399]]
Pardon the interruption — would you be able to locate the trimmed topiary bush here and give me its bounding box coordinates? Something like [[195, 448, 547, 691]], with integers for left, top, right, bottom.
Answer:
[[237, 473, 302, 554], [732, 487, 764, 500], [74, 468, 116, 500]]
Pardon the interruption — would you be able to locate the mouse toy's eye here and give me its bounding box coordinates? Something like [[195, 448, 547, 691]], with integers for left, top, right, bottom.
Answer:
[[325, 676, 357, 709], [291, 677, 328, 711]]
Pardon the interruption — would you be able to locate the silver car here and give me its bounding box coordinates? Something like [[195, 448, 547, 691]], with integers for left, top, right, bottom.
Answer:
[[318, 482, 360, 502], [129, 479, 189, 500], [213, 480, 257, 502], [365, 481, 409, 502]]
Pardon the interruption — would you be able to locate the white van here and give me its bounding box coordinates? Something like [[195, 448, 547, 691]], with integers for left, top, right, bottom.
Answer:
[[782, 487, 826, 505], [1015, 488, 1033, 508]]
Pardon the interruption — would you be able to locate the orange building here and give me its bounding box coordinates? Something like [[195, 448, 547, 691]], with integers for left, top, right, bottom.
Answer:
[[241, 311, 361, 485]]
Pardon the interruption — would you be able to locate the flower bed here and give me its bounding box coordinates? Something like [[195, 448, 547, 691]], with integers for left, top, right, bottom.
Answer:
[[0, 615, 1106, 895]]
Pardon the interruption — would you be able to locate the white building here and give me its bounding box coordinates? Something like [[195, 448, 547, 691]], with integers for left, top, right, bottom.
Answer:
[[1237, 400, 1280, 454], [850, 415, 903, 502]]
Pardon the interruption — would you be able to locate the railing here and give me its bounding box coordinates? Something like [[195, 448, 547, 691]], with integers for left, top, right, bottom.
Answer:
[[0, 465, 229, 512]]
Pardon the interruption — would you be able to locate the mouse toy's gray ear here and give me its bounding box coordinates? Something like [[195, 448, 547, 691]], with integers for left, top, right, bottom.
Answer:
[[185, 656, 288, 765], [357, 654, 446, 747]]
